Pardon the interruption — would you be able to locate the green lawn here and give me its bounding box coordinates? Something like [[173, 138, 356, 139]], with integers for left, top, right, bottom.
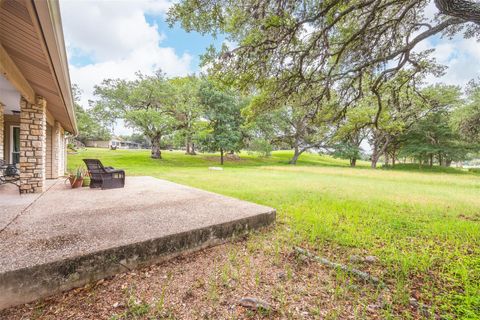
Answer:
[[69, 148, 480, 319]]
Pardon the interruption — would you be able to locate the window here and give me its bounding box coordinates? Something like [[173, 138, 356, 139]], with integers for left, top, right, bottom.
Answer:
[[10, 126, 20, 165]]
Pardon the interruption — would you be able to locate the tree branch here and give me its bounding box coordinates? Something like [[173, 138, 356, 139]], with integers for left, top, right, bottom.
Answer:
[[435, 0, 480, 24]]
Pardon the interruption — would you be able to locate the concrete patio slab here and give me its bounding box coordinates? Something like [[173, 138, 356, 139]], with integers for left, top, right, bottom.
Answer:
[[0, 176, 275, 309], [0, 180, 57, 231]]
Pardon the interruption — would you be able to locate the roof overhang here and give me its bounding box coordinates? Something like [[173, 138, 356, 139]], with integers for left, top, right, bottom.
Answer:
[[0, 0, 77, 134]]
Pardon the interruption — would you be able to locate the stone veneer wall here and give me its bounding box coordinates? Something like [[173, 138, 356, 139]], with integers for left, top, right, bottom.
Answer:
[[0, 103, 4, 161], [19, 96, 46, 193]]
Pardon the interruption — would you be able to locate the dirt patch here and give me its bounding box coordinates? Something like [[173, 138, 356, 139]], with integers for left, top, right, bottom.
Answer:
[[206, 154, 245, 163], [0, 229, 398, 320], [458, 213, 480, 222]]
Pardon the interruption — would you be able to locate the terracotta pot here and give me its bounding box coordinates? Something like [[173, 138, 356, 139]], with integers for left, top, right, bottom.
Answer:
[[69, 176, 84, 188]]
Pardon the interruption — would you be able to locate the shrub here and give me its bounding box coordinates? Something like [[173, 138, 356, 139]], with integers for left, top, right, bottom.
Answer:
[[248, 138, 273, 157], [67, 143, 77, 152]]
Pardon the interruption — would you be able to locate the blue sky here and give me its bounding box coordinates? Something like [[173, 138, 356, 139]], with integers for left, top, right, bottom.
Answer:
[[60, 0, 480, 135], [144, 15, 225, 69], [67, 16, 221, 71]]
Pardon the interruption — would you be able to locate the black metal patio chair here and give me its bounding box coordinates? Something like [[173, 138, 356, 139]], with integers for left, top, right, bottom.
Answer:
[[0, 159, 21, 193], [83, 159, 125, 189]]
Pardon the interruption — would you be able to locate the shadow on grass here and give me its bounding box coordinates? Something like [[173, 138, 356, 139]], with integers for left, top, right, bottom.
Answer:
[[380, 163, 471, 175], [69, 149, 361, 170], [68, 148, 475, 177]]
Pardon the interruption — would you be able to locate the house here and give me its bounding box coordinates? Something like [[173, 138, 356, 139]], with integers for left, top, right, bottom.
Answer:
[[84, 139, 110, 149], [111, 137, 142, 149], [85, 136, 141, 149], [0, 0, 77, 193]]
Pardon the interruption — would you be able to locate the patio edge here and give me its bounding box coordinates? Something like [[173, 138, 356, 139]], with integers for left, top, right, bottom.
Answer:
[[0, 209, 275, 310]]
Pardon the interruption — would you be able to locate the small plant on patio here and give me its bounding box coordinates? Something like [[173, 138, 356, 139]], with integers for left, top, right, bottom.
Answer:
[[67, 167, 87, 189], [82, 173, 91, 187]]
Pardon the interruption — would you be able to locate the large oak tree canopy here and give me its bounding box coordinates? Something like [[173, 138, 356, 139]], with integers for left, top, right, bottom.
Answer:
[[168, 0, 480, 115]]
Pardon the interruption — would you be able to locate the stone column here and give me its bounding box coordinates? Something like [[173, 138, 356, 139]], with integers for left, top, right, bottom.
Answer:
[[0, 102, 4, 161], [19, 96, 46, 193]]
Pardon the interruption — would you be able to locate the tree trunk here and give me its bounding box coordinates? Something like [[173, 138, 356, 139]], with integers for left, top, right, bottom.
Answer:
[[185, 136, 190, 154], [151, 135, 162, 159], [220, 148, 224, 165], [371, 132, 390, 169], [370, 133, 382, 168], [371, 143, 378, 168], [185, 136, 196, 155], [350, 158, 357, 167], [429, 154, 433, 167], [190, 142, 196, 155], [371, 144, 384, 168], [289, 146, 304, 164], [445, 159, 452, 167], [384, 151, 390, 167], [434, 0, 480, 25], [289, 134, 302, 165]]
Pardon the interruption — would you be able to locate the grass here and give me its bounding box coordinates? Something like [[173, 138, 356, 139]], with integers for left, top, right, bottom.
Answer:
[[69, 148, 480, 319]]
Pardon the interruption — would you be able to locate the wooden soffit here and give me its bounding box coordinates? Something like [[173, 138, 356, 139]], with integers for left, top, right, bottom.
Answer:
[[0, 0, 77, 134]]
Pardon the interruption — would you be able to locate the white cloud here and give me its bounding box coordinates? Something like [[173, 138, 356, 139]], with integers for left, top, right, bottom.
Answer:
[[62, 0, 171, 61], [409, 1, 480, 88], [414, 34, 480, 87], [423, 0, 439, 21], [60, 0, 193, 134], [69, 45, 192, 105]]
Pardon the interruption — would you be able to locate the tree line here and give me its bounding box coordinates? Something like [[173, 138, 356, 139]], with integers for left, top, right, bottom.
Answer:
[[75, 74, 245, 164], [74, 0, 480, 167], [74, 72, 479, 167]]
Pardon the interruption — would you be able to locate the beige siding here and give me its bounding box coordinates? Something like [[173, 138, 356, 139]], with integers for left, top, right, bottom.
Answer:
[[52, 122, 65, 178], [46, 124, 52, 179], [59, 129, 66, 176]]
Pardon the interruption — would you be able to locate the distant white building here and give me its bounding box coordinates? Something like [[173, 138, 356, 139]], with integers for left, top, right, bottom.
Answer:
[[85, 136, 141, 149], [452, 159, 480, 168]]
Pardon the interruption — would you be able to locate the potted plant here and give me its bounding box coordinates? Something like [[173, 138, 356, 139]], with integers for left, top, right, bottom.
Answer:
[[82, 172, 91, 187], [68, 168, 86, 188]]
